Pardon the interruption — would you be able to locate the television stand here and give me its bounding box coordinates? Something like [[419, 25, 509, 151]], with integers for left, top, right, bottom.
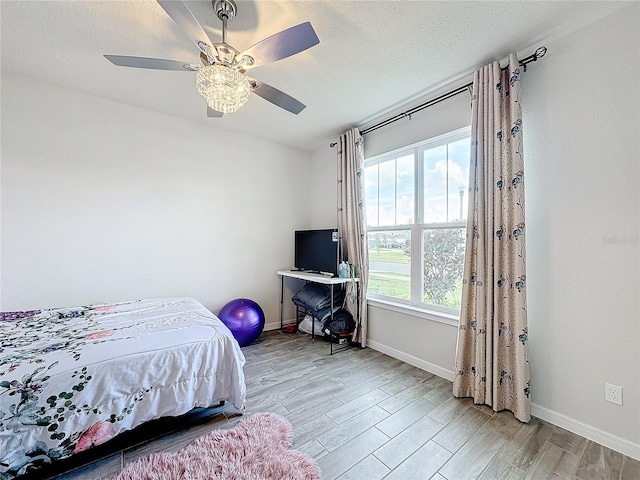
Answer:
[[277, 270, 359, 354]]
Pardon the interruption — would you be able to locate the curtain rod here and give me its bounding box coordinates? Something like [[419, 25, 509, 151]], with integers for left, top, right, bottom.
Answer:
[[330, 46, 547, 147]]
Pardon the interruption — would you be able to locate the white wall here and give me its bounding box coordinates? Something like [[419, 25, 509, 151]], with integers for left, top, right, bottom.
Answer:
[[0, 73, 311, 327], [309, 4, 640, 458], [363, 92, 472, 159], [523, 4, 639, 454], [308, 146, 339, 229]]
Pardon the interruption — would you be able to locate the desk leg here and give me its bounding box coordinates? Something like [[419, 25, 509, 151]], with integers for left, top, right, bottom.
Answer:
[[330, 284, 334, 355], [279, 275, 284, 330], [356, 281, 360, 343]]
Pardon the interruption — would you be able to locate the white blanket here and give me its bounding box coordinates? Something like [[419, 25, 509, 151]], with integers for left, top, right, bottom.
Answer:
[[0, 297, 246, 478]]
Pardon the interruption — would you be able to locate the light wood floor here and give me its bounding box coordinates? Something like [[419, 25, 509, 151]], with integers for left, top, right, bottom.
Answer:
[[44, 330, 639, 480]]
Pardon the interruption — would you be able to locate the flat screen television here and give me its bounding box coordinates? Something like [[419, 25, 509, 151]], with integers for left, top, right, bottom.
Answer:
[[294, 229, 339, 276]]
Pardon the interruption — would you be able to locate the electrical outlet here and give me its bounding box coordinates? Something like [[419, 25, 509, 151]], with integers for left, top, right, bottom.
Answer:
[[605, 383, 623, 406]]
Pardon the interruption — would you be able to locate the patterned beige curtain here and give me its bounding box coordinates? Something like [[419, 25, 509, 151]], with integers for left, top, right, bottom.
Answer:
[[337, 128, 369, 347], [453, 54, 531, 422]]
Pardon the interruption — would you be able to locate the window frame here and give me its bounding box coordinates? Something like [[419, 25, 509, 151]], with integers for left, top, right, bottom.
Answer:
[[365, 126, 471, 323]]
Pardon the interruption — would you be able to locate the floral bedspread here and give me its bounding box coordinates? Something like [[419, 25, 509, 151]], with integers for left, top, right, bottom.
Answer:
[[0, 297, 246, 479]]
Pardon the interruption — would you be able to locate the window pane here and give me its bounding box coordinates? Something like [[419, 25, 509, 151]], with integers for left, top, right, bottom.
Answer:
[[447, 138, 471, 222], [396, 153, 414, 224], [424, 139, 470, 224], [378, 160, 396, 225], [368, 230, 411, 300], [365, 127, 470, 312], [367, 154, 415, 227], [364, 164, 379, 227], [422, 227, 466, 308], [423, 145, 448, 223]]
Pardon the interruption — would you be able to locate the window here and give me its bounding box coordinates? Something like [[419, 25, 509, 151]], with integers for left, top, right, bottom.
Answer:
[[365, 127, 470, 315]]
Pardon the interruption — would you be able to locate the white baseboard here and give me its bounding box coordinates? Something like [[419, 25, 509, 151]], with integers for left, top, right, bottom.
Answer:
[[531, 403, 640, 461], [264, 321, 280, 331], [367, 339, 455, 382], [264, 318, 295, 332], [367, 339, 640, 461]]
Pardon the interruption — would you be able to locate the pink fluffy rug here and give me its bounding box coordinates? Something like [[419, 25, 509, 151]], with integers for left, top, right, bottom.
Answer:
[[109, 413, 321, 480]]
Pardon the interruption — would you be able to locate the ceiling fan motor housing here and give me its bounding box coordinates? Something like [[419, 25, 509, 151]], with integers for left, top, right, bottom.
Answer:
[[214, 0, 237, 22]]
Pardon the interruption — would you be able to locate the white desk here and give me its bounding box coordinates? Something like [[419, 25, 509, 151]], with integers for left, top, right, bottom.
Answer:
[[277, 270, 359, 353], [277, 270, 359, 285]]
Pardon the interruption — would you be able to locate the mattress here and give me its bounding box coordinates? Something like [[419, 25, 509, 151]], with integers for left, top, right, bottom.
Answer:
[[0, 296, 246, 478]]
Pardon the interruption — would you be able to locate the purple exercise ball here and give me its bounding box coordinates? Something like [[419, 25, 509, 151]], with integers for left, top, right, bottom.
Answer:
[[218, 298, 265, 347]]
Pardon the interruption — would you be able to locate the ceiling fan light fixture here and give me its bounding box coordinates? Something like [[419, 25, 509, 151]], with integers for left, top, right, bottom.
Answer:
[[105, 1, 317, 116], [195, 64, 250, 114]]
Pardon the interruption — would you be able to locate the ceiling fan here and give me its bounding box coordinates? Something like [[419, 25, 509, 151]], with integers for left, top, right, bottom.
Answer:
[[104, 0, 319, 116]]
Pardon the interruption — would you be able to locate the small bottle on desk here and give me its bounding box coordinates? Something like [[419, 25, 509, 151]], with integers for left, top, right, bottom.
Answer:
[[338, 261, 349, 278]]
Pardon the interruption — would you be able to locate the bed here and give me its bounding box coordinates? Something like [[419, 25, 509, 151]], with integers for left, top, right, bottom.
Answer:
[[0, 296, 247, 478]]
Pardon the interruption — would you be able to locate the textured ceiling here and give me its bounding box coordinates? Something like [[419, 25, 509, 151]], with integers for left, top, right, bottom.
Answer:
[[0, 1, 630, 152]]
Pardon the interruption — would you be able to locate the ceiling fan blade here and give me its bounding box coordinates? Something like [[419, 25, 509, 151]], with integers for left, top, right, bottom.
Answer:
[[104, 55, 199, 71], [239, 22, 319, 68], [207, 107, 224, 118], [156, 0, 213, 52], [250, 80, 306, 114]]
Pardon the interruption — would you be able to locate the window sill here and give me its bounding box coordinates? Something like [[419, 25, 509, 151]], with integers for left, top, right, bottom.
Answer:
[[366, 298, 460, 327]]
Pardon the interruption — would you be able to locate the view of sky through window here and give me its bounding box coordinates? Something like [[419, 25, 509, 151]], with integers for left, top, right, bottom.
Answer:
[[365, 138, 470, 227], [424, 138, 470, 223]]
